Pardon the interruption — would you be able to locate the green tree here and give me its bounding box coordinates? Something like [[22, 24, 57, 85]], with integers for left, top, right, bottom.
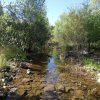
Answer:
[[90, 0, 100, 7], [80, 2, 100, 50], [53, 10, 87, 53], [0, 0, 50, 62], [0, 1, 3, 15], [53, 2, 100, 54], [6, 0, 50, 53]]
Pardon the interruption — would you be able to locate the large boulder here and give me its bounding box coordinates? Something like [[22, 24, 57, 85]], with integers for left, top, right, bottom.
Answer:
[[19, 62, 42, 71]]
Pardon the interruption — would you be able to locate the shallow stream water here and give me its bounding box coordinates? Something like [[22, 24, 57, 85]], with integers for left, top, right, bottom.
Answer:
[[5, 56, 59, 100], [41, 56, 59, 100], [45, 56, 58, 84]]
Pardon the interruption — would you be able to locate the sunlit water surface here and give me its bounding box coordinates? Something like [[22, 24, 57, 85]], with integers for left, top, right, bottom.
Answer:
[[45, 56, 58, 84]]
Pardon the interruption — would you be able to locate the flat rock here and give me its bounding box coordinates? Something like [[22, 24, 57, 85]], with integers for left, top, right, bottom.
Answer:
[[27, 64, 42, 71], [19, 62, 28, 69], [16, 89, 27, 97], [44, 84, 55, 92], [22, 78, 33, 83], [0, 91, 5, 96], [56, 84, 65, 92], [10, 87, 17, 93], [20, 62, 42, 71], [74, 90, 84, 98], [40, 84, 46, 89], [65, 86, 74, 93]]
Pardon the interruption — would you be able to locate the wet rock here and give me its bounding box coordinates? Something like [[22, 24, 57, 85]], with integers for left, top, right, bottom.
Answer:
[[41, 90, 58, 100], [71, 96, 84, 100], [56, 84, 65, 92], [9, 62, 17, 69], [97, 73, 100, 83], [9, 88, 17, 93], [8, 76, 13, 82], [40, 84, 46, 89], [3, 85, 7, 89], [65, 86, 74, 93], [7, 91, 19, 100], [73, 90, 84, 99], [26, 69, 31, 74], [87, 96, 97, 100], [27, 64, 42, 71], [88, 88, 100, 99], [19, 62, 28, 69], [0, 90, 6, 100], [0, 90, 5, 96], [30, 96, 40, 100], [3, 82, 7, 86], [25, 85, 32, 90], [45, 68, 49, 72], [82, 85, 88, 91], [20, 62, 42, 71], [6, 88, 18, 100], [35, 90, 42, 95], [1, 66, 10, 72], [3, 72, 11, 78], [44, 84, 55, 92], [1, 78, 5, 82], [17, 89, 27, 97], [74, 90, 84, 96], [12, 67, 21, 74], [97, 78, 100, 83], [41, 95, 58, 100], [40, 79, 46, 83], [2, 76, 13, 84]]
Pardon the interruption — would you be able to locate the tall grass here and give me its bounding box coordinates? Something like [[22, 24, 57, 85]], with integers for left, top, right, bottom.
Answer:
[[81, 58, 100, 70], [0, 46, 26, 69], [0, 53, 7, 68], [52, 48, 60, 63]]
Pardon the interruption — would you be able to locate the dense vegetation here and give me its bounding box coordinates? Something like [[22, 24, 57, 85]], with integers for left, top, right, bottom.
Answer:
[[0, 0, 100, 99], [53, 0, 100, 69], [0, 0, 100, 70], [53, 2, 100, 51], [0, 0, 51, 67]]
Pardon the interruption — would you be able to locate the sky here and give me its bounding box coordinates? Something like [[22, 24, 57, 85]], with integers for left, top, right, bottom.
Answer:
[[46, 0, 85, 25], [3, 0, 85, 25]]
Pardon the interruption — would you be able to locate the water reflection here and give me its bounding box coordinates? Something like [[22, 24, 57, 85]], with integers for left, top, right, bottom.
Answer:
[[45, 56, 58, 84]]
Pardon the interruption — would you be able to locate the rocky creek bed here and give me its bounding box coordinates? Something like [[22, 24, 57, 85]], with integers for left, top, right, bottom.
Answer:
[[0, 57, 100, 100]]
